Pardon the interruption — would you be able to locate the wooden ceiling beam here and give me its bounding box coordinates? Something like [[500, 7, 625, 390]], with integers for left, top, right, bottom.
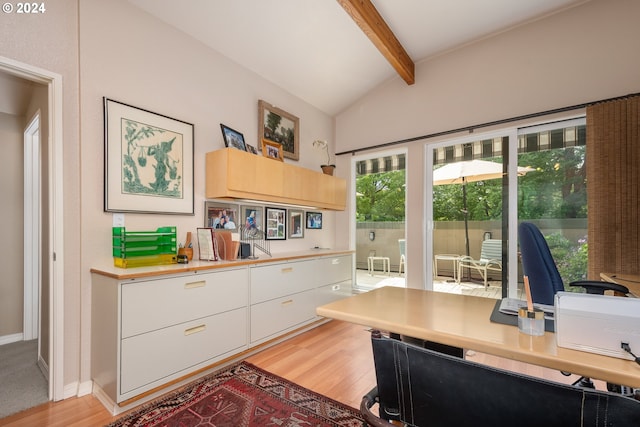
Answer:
[[337, 0, 415, 85]]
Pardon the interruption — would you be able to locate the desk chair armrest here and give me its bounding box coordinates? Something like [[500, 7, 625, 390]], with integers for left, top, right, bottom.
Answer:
[[360, 387, 396, 427], [569, 280, 629, 296]]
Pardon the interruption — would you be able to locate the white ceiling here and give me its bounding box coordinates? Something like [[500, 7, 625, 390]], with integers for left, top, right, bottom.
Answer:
[[128, 0, 587, 115]]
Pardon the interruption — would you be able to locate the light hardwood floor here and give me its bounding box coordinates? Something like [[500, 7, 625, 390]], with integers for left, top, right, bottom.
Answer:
[[0, 319, 591, 427]]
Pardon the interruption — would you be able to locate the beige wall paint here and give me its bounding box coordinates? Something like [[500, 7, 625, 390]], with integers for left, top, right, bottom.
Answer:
[[78, 0, 336, 386], [0, 113, 24, 336], [334, 0, 640, 288]]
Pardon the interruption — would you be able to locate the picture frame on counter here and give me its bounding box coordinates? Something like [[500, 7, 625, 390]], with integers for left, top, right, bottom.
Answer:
[[258, 99, 299, 161], [265, 207, 286, 240], [288, 210, 304, 239], [103, 97, 194, 215]]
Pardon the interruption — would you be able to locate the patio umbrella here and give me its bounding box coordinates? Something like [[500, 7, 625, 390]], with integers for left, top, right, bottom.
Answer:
[[433, 159, 534, 259]]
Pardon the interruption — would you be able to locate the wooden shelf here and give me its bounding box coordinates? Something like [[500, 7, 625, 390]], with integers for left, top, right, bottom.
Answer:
[[205, 149, 346, 210]]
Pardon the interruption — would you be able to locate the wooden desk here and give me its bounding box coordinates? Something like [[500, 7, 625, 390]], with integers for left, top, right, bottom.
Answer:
[[317, 286, 640, 388], [601, 272, 640, 297]]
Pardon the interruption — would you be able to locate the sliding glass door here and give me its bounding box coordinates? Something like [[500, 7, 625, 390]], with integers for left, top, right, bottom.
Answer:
[[425, 117, 586, 299]]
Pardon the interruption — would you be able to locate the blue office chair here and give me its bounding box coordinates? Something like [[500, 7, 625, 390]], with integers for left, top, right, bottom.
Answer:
[[518, 222, 629, 305]]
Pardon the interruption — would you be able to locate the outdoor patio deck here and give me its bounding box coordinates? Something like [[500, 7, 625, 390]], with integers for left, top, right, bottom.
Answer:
[[354, 268, 521, 300]]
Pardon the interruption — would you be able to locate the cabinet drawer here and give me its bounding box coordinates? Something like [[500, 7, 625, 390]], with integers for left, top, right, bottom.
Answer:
[[121, 268, 248, 338], [120, 307, 247, 398], [250, 289, 316, 343], [250, 260, 318, 304], [315, 280, 352, 308], [317, 255, 352, 285]]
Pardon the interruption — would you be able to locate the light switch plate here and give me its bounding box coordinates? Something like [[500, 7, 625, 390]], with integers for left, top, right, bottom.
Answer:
[[113, 213, 125, 227]]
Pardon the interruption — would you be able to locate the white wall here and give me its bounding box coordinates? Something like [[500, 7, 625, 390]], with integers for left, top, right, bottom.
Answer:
[[78, 0, 336, 386], [334, 0, 640, 288]]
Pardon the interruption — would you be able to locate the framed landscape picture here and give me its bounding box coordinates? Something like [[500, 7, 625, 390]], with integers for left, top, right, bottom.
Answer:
[[265, 207, 286, 240], [258, 99, 299, 160], [220, 124, 247, 151], [103, 97, 194, 215]]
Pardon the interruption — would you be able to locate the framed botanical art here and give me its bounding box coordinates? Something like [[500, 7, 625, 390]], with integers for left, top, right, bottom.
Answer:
[[220, 123, 247, 151], [240, 204, 263, 238], [288, 209, 304, 239], [306, 212, 322, 229], [265, 207, 286, 240], [262, 139, 284, 162], [258, 99, 299, 160], [204, 201, 239, 230], [104, 98, 194, 214]]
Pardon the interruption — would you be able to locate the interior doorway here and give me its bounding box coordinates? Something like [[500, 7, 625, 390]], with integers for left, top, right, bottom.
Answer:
[[0, 55, 64, 402]]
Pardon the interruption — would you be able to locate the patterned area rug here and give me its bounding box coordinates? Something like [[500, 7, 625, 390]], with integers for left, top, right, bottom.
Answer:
[[107, 362, 364, 427]]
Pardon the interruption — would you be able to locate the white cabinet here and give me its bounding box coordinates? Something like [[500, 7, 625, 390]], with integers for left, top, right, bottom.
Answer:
[[249, 254, 353, 344], [91, 267, 249, 404], [91, 252, 353, 410]]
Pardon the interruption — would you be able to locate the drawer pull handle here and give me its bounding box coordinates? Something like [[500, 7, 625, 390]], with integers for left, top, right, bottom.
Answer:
[[281, 267, 294, 273], [332, 259, 341, 265], [281, 299, 294, 305], [184, 324, 206, 335], [184, 280, 206, 289], [332, 284, 340, 291]]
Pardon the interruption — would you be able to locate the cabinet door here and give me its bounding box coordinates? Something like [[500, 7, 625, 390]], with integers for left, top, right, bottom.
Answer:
[[121, 268, 248, 338], [120, 307, 247, 399], [250, 289, 316, 343]]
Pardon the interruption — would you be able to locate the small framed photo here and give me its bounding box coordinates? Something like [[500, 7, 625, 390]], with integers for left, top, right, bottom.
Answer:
[[306, 212, 322, 229], [240, 204, 263, 238], [265, 207, 286, 240], [246, 144, 258, 154], [205, 201, 239, 230], [288, 210, 304, 239], [262, 139, 284, 161], [220, 124, 247, 151]]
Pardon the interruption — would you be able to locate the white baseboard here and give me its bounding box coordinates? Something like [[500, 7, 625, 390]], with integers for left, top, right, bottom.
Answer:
[[92, 383, 121, 416], [38, 354, 50, 381], [63, 382, 78, 400], [0, 333, 24, 346], [77, 381, 93, 397]]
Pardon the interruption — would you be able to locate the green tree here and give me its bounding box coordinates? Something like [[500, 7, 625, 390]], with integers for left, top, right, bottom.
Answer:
[[433, 146, 586, 222], [356, 170, 405, 222]]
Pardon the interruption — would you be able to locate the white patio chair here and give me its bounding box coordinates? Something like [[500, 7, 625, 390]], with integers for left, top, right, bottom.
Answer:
[[457, 239, 502, 288]]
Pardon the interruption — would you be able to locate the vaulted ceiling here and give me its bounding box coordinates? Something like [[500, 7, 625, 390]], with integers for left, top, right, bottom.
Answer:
[[128, 0, 587, 115]]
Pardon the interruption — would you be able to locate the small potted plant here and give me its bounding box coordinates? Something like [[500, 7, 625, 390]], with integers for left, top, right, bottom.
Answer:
[[312, 140, 335, 175]]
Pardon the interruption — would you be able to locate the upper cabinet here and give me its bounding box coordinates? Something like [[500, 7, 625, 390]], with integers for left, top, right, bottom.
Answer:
[[205, 149, 346, 210]]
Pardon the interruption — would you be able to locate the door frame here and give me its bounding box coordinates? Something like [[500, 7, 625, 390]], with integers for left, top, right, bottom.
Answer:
[[1, 55, 64, 401], [23, 111, 41, 342]]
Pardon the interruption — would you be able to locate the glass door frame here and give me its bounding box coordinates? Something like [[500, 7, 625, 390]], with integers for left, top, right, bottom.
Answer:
[[350, 147, 408, 288], [424, 128, 519, 296]]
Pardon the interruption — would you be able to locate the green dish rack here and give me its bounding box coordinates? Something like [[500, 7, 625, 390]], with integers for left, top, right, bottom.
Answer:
[[113, 226, 177, 268]]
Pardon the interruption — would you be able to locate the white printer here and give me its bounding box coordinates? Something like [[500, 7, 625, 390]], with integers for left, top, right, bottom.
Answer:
[[555, 291, 640, 360]]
